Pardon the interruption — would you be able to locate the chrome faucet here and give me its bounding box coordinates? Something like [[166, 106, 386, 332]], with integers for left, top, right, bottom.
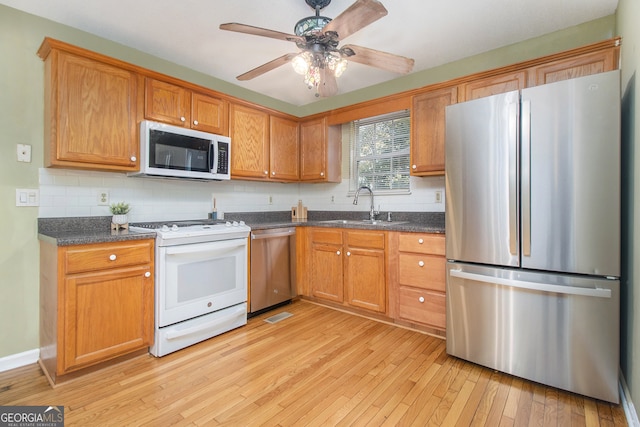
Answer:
[[353, 185, 378, 221]]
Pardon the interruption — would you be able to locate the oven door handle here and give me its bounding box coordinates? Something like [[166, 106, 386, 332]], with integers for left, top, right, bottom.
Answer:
[[165, 308, 245, 340]]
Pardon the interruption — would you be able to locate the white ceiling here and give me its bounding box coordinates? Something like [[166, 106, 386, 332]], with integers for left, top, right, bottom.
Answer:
[[1, 0, 618, 106]]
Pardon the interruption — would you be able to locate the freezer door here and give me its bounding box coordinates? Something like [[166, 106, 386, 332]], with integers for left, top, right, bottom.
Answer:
[[446, 262, 620, 403], [446, 91, 520, 267], [521, 70, 620, 276]]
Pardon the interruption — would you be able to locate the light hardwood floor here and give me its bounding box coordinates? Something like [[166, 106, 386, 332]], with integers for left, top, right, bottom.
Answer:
[[0, 300, 627, 426]]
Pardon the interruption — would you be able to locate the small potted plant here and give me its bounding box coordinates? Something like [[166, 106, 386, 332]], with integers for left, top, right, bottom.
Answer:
[[110, 201, 130, 229]]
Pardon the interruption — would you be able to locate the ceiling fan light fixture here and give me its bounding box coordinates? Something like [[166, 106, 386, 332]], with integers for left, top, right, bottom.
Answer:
[[292, 52, 312, 75], [326, 53, 348, 77]]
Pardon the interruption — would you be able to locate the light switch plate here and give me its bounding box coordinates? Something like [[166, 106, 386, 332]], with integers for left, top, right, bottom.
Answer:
[[17, 144, 32, 162], [16, 189, 39, 206]]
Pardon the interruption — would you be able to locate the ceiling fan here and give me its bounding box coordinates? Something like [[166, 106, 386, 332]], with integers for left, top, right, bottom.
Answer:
[[220, 0, 415, 97]]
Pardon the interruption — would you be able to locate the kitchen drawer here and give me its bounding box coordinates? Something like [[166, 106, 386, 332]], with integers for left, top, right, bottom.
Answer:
[[398, 287, 445, 329], [346, 230, 385, 250], [398, 233, 445, 255], [64, 240, 153, 274], [310, 228, 343, 245], [398, 253, 446, 292]]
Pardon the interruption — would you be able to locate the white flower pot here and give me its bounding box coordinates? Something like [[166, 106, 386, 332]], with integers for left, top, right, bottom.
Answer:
[[112, 214, 128, 225]]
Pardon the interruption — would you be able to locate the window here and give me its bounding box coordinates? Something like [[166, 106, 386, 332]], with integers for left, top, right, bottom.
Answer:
[[349, 110, 411, 193]]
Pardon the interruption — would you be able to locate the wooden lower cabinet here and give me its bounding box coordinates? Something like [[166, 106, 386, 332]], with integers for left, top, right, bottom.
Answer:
[[307, 228, 386, 314], [388, 232, 446, 332], [40, 239, 154, 384]]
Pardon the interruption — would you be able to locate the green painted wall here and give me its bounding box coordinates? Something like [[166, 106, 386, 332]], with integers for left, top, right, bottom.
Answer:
[[618, 0, 640, 408], [0, 4, 619, 363]]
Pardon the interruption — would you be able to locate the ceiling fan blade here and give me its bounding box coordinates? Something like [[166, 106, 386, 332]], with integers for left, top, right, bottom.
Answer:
[[322, 0, 387, 40], [220, 23, 303, 43], [318, 68, 338, 97], [342, 44, 414, 74], [236, 53, 298, 81]]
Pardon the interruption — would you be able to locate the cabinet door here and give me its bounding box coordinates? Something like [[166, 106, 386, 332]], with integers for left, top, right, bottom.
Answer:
[[459, 71, 526, 102], [410, 87, 457, 176], [62, 265, 153, 373], [192, 92, 229, 135], [229, 104, 270, 179], [145, 78, 191, 126], [526, 49, 619, 87], [270, 116, 299, 181], [310, 241, 343, 302], [345, 246, 386, 313], [50, 51, 138, 170], [300, 118, 327, 181]]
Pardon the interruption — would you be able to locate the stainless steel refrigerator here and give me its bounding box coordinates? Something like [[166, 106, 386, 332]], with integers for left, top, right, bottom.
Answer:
[[445, 70, 621, 403]]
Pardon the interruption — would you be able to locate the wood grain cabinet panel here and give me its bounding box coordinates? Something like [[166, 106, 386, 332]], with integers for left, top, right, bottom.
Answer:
[[145, 78, 229, 135], [388, 232, 446, 331], [300, 117, 341, 182], [39, 239, 155, 384], [410, 87, 457, 176], [270, 116, 300, 181], [229, 103, 270, 179], [38, 40, 139, 171], [458, 71, 526, 102], [306, 228, 386, 314], [526, 49, 619, 87]]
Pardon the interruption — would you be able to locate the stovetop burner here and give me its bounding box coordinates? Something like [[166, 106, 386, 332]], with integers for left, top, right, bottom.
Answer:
[[129, 219, 251, 245]]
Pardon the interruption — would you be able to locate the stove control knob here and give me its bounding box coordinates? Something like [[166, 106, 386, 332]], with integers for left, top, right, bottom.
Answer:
[[232, 221, 239, 227], [239, 221, 246, 226], [225, 221, 232, 226], [171, 224, 179, 231], [161, 225, 170, 232]]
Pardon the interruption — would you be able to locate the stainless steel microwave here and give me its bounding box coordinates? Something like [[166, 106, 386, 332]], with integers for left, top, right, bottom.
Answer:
[[129, 120, 231, 180]]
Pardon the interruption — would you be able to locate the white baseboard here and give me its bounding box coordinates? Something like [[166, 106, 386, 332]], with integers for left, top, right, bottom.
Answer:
[[621, 374, 640, 427], [0, 349, 39, 373]]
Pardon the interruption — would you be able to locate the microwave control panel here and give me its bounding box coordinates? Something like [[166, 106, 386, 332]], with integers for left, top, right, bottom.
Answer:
[[217, 141, 229, 174]]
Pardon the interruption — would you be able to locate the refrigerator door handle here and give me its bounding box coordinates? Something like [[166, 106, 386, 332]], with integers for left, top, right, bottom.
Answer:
[[508, 102, 518, 255], [449, 269, 612, 298], [521, 100, 532, 257]]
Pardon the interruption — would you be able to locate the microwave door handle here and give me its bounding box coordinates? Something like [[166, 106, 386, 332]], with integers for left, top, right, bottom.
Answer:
[[210, 143, 217, 173]]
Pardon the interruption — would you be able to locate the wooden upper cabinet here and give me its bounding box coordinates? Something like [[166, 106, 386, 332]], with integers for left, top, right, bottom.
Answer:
[[229, 103, 270, 179], [38, 42, 139, 172], [458, 70, 526, 102], [145, 78, 228, 135], [300, 117, 341, 182], [526, 49, 619, 87], [410, 86, 457, 176], [269, 116, 299, 181]]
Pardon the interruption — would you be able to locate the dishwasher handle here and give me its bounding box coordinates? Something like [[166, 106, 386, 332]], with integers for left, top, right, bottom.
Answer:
[[251, 229, 296, 240], [449, 269, 612, 298]]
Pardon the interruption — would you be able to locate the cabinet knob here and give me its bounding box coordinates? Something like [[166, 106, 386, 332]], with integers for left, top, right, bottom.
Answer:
[[336, 250, 341, 255], [145, 272, 151, 278], [346, 251, 351, 257], [264, 170, 269, 175], [193, 120, 199, 126], [320, 172, 324, 177], [272, 171, 276, 176], [130, 156, 137, 162], [109, 254, 117, 261], [418, 238, 424, 244], [412, 165, 417, 169], [180, 116, 186, 122], [419, 296, 425, 303], [418, 260, 425, 267]]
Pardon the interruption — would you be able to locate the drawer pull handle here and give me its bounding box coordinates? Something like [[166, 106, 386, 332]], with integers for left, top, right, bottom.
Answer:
[[180, 116, 186, 122], [109, 254, 117, 261], [145, 272, 151, 278], [418, 238, 424, 244], [418, 261, 425, 267], [419, 296, 425, 303], [346, 251, 351, 256], [193, 120, 199, 126], [336, 251, 341, 255]]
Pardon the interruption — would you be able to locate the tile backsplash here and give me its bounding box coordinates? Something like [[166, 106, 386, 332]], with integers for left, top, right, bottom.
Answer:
[[38, 168, 445, 222]]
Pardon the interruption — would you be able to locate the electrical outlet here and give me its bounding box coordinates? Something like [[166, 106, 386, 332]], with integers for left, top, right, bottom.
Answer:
[[331, 195, 335, 203], [97, 190, 109, 206], [268, 195, 273, 205], [435, 191, 442, 203], [16, 144, 32, 162]]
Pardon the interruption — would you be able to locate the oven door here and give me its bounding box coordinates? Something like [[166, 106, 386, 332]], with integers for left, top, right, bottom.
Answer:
[[157, 238, 248, 327]]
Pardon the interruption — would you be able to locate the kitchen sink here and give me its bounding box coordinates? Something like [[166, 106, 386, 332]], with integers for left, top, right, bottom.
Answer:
[[320, 219, 408, 227]]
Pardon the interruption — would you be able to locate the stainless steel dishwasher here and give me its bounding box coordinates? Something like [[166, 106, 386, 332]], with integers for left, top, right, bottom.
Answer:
[[250, 227, 297, 315]]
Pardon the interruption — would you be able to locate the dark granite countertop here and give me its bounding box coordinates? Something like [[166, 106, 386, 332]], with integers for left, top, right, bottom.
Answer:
[[38, 211, 444, 246], [38, 217, 156, 246]]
